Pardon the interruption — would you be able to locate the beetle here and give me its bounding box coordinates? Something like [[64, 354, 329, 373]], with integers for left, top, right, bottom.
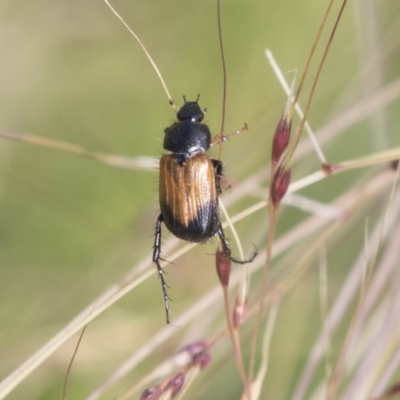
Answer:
[[153, 95, 256, 324]]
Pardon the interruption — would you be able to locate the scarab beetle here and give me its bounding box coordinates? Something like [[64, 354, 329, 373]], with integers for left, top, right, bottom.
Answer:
[[153, 96, 255, 324]]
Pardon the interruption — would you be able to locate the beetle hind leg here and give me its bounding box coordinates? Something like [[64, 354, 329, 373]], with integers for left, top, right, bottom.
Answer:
[[153, 214, 172, 324], [217, 225, 257, 264]]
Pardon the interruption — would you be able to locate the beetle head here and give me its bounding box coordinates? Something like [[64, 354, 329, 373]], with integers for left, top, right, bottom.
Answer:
[[177, 96, 204, 122]]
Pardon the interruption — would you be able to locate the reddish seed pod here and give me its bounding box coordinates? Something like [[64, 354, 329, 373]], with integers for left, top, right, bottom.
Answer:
[[385, 382, 400, 396], [193, 349, 212, 370], [165, 373, 185, 398], [140, 386, 162, 400], [216, 246, 231, 287], [178, 340, 211, 369], [270, 166, 291, 206], [232, 295, 248, 328], [271, 114, 291, 166], [179, 340, 208, 357], [391, 159, 399, 170]]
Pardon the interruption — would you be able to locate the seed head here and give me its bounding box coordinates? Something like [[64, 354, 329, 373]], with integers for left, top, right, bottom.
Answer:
[[270, 166, 291, 207], [140, 386, 162, 400], [271, 114, 292, 166], [165, 373, 185, 398], [193, 349, 212, 370], [216, 246, 231, 287], [232, 295, 248, 328], [178, 340, 212, 370]]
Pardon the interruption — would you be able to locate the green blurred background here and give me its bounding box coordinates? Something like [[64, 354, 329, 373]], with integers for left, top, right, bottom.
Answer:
[[0, 0, 399, 399]]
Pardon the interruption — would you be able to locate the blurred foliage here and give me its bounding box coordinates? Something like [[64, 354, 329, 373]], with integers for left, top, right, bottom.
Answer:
[[0, 0, 399, 399]]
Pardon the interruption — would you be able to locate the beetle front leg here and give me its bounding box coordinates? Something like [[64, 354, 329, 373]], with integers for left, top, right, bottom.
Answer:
[[210, 123, 248, 147], [153, 214, 172, 324]]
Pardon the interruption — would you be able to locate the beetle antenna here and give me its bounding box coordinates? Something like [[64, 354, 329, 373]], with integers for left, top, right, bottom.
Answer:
[[104, 0, 173, 103], [217, 0, 227, 160]]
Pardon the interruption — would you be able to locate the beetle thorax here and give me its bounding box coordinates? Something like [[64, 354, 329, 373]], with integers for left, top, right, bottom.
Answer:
[[163, 121, 211, 158]]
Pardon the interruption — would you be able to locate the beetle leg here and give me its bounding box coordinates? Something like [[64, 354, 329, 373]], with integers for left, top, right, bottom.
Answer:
[[212, 158, 232, 192], [153, 214, 172, 324], [211, 159, 224, 194], [217, 225, 257, 264], [210, 123, 248, 147]]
